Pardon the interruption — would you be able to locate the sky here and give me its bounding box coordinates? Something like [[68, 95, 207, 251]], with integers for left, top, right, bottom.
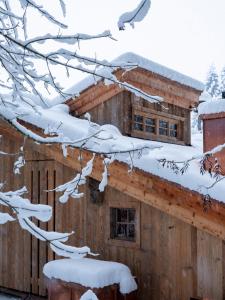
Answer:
[[30, 0, 225, 95]]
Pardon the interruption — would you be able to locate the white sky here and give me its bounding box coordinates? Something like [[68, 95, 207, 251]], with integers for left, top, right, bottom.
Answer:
[[31, 0, 225, 93]]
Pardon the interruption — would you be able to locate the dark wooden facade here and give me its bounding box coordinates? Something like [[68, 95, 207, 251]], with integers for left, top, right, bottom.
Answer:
[[1, 128, 225, 300]]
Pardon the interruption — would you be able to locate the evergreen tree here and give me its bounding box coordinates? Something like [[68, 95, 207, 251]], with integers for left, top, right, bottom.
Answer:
[[220, 66, 225, 94], [205, 64, 220, 98]]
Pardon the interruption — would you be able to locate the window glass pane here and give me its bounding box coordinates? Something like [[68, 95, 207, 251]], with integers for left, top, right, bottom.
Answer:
[[134, 123, 143, 131], [159, 120, 168, 136], [145, 118, 155, 126], [146, 126, 155, 133], [134, 115, 143, 123], [170, 124, 177, 130], [170, 124, 178, 137], [117, 208, 127, 222], [110, 208, 136, 242], [116, 224, 127, 238], [159, 120, 168, 128]]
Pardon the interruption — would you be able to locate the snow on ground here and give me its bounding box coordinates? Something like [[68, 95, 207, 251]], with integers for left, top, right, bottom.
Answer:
[[52, 52, 204, 105], [43, 258, 137, 294], [198, 98, 225, 115]]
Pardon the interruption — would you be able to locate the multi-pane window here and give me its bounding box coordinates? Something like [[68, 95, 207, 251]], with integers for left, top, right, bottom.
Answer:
[[145, 118, 156, 133], [133, 114, 156, 134], [110, 208, 136, 242], [159, 120, 169, 136], [132, 109, 182, 143], [133, 115, 143, 131]]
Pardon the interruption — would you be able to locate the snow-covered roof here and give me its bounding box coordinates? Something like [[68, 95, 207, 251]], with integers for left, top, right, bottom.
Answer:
[[116, 53, 205, 91], [53, 52, 204, 105], [5, 103, 223, 204], [43, 258, 137, 294], [198, 98, 225, 116]]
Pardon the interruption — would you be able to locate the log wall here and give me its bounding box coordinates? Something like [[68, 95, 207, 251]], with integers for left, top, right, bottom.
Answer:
[[0, 135, 225, 300]]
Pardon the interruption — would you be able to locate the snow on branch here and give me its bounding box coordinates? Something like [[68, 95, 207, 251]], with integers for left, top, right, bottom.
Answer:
[[118, 0, 151, 30], [0, 0, 156, 107], [0, 212, 15, 224], [50, 154, 95, 203], [0, 185, 92, 258]]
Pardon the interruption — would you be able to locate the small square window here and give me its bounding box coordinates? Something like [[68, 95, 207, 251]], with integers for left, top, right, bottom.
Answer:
[[110, 208, 136, 242]]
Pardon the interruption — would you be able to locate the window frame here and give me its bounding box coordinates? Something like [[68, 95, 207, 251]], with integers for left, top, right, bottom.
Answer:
[[106, 199, 140, 248], [132, 105, 185, 144], [110, 207, 136, 242]]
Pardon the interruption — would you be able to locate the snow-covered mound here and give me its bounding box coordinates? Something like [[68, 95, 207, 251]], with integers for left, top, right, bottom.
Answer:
[[198, 98, 225, 116], [43, 258, 137, 294]]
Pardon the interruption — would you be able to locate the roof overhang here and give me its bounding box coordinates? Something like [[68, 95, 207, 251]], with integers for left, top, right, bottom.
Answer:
[[1, 118, 225, 241], [66, 67, 202, 116]]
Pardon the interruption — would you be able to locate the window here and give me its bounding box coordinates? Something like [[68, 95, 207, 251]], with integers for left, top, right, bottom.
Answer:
[[145, 118, 156, 133], [132, 106, 184, 144], [133, 114, 156, 134], [133, 114, 143, 131], [159, 120, 168, 136], [106, 199, 140, 248], [110, 208, 136, 241]]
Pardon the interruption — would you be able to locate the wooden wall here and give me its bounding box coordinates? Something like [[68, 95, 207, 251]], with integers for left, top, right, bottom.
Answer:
[[0, 134, 225, 300], [87, 90, 132, 135], [0, 136, 85, 296], [84, 185, 225, 300], [88, 90, 191, 145]]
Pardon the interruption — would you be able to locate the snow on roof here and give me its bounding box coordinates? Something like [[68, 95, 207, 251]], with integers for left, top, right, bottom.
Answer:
[[116, 53, 204, 91], [198, 98, 225, 116], [53, 52, 204, 105], [8, 103, 223, 204], [43, 258, 137, 294]]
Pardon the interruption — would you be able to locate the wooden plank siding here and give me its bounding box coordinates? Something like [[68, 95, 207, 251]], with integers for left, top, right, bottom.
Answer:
[[85, 90, 191, 145], [1, 128, 225, 299], [67, 67, 201, 115]]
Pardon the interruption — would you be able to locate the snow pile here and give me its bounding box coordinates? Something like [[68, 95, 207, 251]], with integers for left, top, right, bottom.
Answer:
[[53, 52, 204, 105], [198, 98, 225, 116], [118, 0, 151, 30], [43, 258, 137, 294], [80, 290, 98, 300]]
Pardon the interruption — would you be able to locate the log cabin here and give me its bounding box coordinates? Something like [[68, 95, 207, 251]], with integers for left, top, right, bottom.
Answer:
[[1, 53, 225, 300]]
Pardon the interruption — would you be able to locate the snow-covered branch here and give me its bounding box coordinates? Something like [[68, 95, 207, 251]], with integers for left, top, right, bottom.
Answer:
[[0, 186, 91, 258]]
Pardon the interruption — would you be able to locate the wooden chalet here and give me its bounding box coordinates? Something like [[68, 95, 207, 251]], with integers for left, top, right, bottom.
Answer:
[[1, 54, 225, 300]]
